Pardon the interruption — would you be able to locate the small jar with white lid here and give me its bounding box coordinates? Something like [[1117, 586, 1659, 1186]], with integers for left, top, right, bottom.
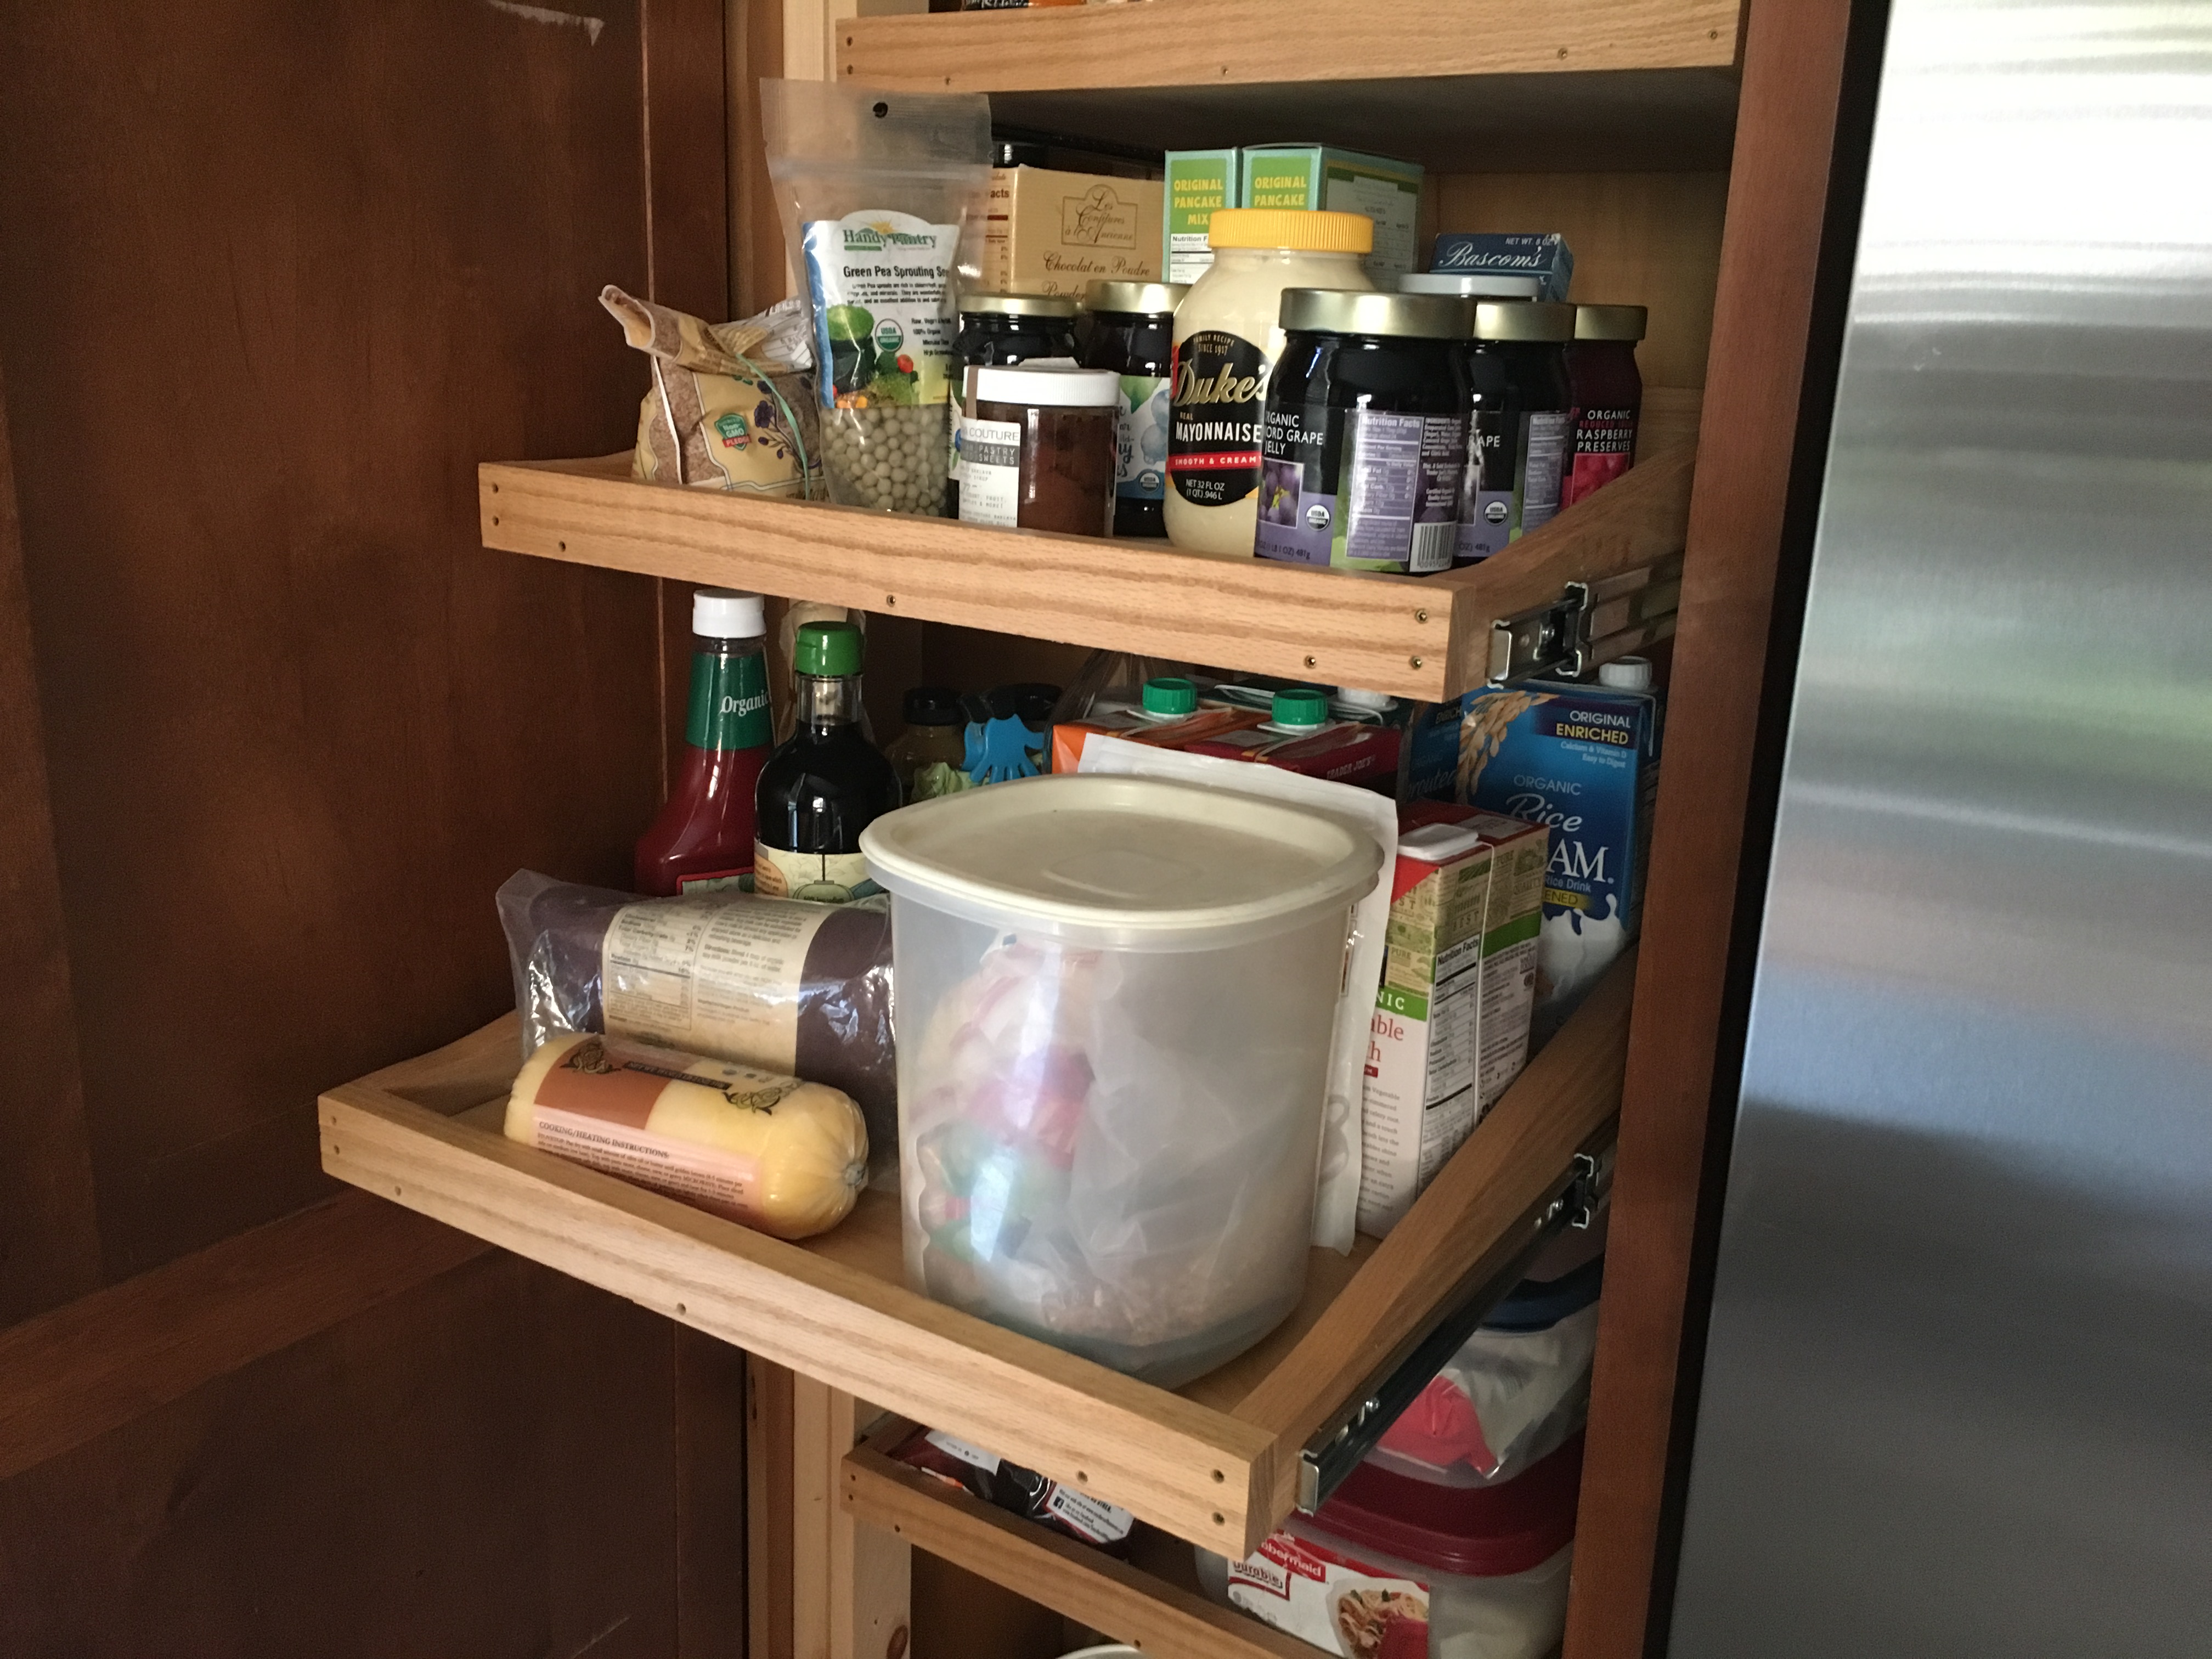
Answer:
[[957, 362, 1120, 537], [1166, 208, 1375, 557], [1399, 271, 1544, 301]]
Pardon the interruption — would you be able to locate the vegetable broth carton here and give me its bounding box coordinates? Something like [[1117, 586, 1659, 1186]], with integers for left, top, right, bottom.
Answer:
[[1357, 802, 1547, 1237], [1457, 662, 1663, 1042], [1242, 144, 1425, 285]]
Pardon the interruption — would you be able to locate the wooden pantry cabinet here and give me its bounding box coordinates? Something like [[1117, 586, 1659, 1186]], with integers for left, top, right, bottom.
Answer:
[[0, 2, 1863, 1657]]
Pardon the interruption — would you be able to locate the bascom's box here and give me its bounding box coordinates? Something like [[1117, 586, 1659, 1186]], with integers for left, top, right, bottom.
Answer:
[[1457, 675, 1662, 1041]]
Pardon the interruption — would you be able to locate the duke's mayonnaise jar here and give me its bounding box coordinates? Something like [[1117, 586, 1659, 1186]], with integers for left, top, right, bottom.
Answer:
[[1165, 209, 1374, 557]]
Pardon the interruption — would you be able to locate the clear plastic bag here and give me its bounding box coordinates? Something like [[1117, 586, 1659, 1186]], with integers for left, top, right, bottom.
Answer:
[[899, 915, 1344, 1386], [496, 871, 899, 1181], [761, 80, 991, 515]]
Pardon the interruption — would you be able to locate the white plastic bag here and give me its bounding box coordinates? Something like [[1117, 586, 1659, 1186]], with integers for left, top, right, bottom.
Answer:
[[1075, 736, 1395, 1254]]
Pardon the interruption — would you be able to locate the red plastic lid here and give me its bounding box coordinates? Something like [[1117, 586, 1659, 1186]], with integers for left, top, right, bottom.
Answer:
[[1304, 1432, 1583, 1578]]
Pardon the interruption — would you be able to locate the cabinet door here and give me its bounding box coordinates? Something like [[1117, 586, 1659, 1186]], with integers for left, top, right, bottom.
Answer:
[[0, 2, 733, 1653]]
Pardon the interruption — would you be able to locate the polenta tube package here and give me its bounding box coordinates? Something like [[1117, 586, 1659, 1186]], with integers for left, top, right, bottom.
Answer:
[[506, 1032, 866, 1240]]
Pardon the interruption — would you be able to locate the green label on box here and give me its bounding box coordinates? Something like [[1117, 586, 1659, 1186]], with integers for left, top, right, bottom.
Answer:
[[1376, 983, 1430, 1023], [1166, 154, 1235, 237]]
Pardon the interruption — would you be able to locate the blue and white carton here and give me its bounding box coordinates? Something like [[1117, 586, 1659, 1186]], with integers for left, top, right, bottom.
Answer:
[[1455, 661, 1662, 1040]]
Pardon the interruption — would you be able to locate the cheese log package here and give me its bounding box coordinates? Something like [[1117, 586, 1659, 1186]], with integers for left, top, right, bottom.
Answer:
[[506, 1032, 867, 1239], [497, 871, 896, 1179]]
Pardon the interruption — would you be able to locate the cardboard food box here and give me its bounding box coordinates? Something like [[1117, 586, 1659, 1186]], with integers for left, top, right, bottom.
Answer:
[[1183, 719, 1400, 792], [1427, 232, 1575, 302], [1357, 802, 1548, 1236], [980, 166, 1164, 297], [1049, 703, 1266, 774], [1163, 149, 1240, 284], [1241, 144, 1425, 285], [1456, 675, 1663, 1041]]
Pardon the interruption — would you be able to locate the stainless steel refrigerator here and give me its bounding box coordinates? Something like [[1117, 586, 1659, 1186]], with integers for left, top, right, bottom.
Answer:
[[1662, 1, 2212, 1652]]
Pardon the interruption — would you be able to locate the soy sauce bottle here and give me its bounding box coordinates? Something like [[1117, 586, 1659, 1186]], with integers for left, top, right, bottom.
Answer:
[[753, 621, 901, 904]]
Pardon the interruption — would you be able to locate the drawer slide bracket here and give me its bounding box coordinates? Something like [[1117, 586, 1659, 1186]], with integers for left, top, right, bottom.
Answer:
[[1487, 554, 1683, 686], [1296, 1142, 1616, 1514]]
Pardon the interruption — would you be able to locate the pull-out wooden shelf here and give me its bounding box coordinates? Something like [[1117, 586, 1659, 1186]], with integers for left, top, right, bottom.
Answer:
[[836, 0, 1743, 171], [845, 1423, 1305, 1659], [479, 448, 1690, 703], [320, 960, 1632, 1556]]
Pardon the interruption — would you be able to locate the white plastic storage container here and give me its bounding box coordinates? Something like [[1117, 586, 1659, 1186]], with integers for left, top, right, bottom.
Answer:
[[1196, 1432, 1583, 1659], [860, 774, 1381, 1385]]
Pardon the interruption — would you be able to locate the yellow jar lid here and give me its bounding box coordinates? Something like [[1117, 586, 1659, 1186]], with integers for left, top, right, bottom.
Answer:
[[1206, 207, 1374, 254]]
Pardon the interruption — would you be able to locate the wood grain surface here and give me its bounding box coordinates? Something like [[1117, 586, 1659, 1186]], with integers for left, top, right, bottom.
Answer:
[[0, 1249, 680, 1659], [481, 445, 1695, 703], [844, 1439, 1313, 1659], [0, 381, 103, 1327], [0, 0, 668, 1280], [839, 0, 1741, 93], [1565, 2, 1862, 1655]]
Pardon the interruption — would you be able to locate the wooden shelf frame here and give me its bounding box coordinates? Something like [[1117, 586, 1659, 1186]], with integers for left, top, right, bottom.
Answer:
[[320, 957, 1634, 1558], [844, 1424, 1305, 1659], [837, 0, 1742, 97], [479, 448, 1691, 703]]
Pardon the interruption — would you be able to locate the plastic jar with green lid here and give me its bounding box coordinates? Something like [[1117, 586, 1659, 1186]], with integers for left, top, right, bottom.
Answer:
[[1166, 208, 1375, 558]]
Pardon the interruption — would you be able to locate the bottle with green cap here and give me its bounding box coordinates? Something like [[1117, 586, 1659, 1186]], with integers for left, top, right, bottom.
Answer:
[[753, 620, 901, 904]]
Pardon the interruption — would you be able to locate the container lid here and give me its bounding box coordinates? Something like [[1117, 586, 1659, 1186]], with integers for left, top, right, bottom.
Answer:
[[1472, 300, 1575, 343], [1597, 656, 1653, 690], [1083, 280, 1189, 316], [973, 362, 1121, 408], [1207, 207, 1374, 254], [959, 290, 1079, 319], [1279, 289, 1471, 341], [795, 619, 864, 677], [1142, 676, 1199, 716], [902, 685, 964, 726], [1334, 686, 1394, 714], [1574, 303, 1649, 342], [859, 774, 1383, 950], [1400, 272, 1544, 300], [692, 588, 765, 639], [1307, 1432, 1584, 1578], [1270, 687, 1330, 731]]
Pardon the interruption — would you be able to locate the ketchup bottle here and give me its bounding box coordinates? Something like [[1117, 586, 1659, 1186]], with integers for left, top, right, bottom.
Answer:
[[634, 589, 771, 895]]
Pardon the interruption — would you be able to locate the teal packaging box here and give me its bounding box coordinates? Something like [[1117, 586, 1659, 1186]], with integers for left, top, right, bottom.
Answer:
[[1240, 144, 1424, 284]]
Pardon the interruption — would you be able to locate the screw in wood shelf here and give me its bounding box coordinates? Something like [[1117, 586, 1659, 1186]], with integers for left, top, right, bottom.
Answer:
[[1415, 608, 1430, 623], [1410, 656, 1425, 669], [1304, 654, 1318, 668]]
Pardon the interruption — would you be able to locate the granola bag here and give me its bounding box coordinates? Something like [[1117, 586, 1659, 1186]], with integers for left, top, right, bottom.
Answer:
[[601, 286, 822, 496]]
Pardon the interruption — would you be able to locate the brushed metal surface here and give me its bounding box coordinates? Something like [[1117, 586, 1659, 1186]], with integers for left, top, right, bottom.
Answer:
[[1667, 2, 2212, 1653]]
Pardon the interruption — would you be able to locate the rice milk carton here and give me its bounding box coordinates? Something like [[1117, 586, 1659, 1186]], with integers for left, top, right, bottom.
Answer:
[[1357, 802, 1547, 1237], [1456, 661, 1663, 1042]]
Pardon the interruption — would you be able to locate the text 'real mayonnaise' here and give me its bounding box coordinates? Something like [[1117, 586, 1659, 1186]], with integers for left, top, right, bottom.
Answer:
[[1165, 208, 1374, 558]]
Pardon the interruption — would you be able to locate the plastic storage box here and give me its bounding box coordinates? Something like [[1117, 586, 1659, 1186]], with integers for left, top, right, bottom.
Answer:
[[1197, 1432, 1583, 1659], [860, 774, 1383, 1385]]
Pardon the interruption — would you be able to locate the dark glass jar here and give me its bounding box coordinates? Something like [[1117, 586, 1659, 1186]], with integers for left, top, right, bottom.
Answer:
[[1253, 289, 1471, 575], [1075, 279, 1188, 538], [958, 362, 1119, 536], [1561, 303, 1647, 510], [946, 292, 1080, 516], [1456, 300, 1575, 563]]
